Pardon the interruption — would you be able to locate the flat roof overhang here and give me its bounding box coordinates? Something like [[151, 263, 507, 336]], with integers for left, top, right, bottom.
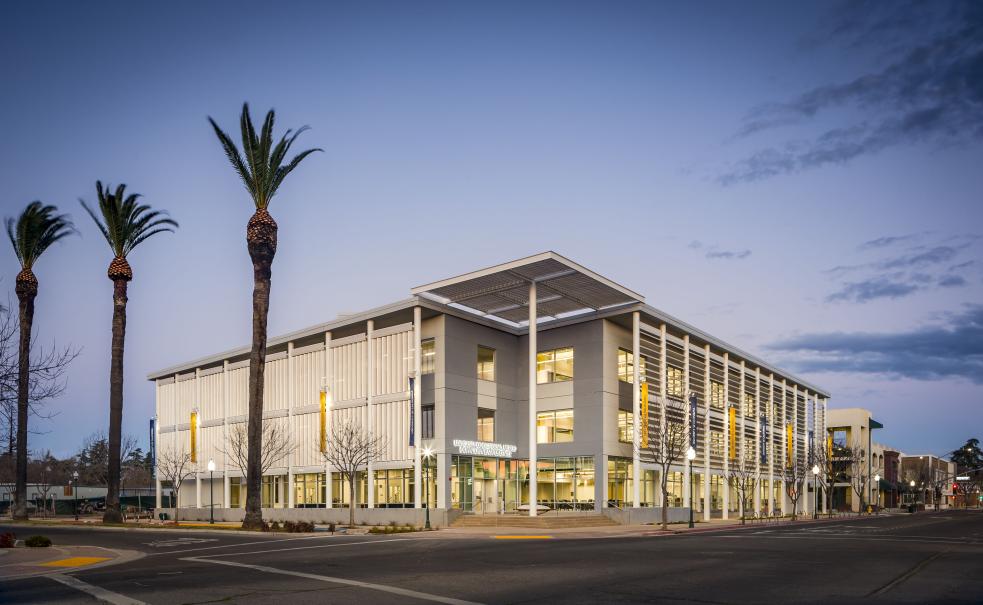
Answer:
[[411, 251, 644, 326]]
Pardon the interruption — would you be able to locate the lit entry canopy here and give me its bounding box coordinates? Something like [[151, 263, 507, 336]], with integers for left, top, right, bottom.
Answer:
[[411, 251, 644, 326]]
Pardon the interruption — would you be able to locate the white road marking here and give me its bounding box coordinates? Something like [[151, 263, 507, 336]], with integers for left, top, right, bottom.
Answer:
[[717, 534, 980, 545], [48, 573, 148, 605], [185, 556, 485, 605], [145, 534, 330, 556], [144, 537, 218, 548], [186, 537, 419, 559]]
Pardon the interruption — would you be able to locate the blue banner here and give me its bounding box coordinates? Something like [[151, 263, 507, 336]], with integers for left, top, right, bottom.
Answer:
[[760, 416, 768, 464], [409, 376, 416, 447], [149, 417, 156, 478], [689, 394, 698, 448]]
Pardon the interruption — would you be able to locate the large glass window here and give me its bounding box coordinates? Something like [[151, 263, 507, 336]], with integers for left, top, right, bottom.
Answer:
[[422, 404, 435, 439], [744, 393, 756, 418], [710, 381, 725, 410], [230, 477, 242, 508], [666, 366, 684, 399], [537, 409, 574, 443], [261, 475, 285, 508], [294, 472, 326, 508], [608, 457, 633, 506], [421, 338, 436, 375], [537, 347, 574, 384], [373, 468, 415, 508], [618, 410, 633, 443], [618, 349, 645, 383], [477, 346, 495, 381], [710, 430, 724, 457], [331, 471, 368, 508], [477, 408, 495, 442]]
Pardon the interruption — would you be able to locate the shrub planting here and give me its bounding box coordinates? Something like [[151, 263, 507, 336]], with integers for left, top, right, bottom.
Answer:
[[25, 535, 52, 547]]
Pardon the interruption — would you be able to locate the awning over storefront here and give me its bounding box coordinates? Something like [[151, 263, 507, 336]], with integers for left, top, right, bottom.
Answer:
[[411, 251, 644, 326]]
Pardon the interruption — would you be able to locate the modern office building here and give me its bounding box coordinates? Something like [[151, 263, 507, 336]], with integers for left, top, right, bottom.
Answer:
[[150, 252, 830, 520]]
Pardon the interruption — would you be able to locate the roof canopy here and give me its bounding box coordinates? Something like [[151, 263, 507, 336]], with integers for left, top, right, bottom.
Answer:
[[411, 251, 644, 326]]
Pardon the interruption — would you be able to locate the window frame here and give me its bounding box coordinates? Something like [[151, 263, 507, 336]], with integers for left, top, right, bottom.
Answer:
[[537, 409, 575, 444], [476, 345, 496, 382], [537, 347, 575, 384], [477, 407, 495, 442]]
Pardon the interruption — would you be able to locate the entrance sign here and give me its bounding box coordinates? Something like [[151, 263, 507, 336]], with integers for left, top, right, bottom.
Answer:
[[453, 439, 517, 458]]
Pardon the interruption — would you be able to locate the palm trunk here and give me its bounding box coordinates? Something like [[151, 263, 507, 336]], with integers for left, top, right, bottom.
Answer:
[[103, 278, 128, 524], [661, 477, 668, 530], [13, 273, 36, 521], [242, 209, 276, 530]]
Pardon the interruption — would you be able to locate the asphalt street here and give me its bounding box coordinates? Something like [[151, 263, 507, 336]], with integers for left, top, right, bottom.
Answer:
[[1, 510, 982, 604]]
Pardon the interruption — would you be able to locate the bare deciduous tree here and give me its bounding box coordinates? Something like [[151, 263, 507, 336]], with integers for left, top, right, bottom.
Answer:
[[317, 419, 386, 527], [811, 443, 849, 516], [157, 447, 194, 523], [843, 444, 870, 514], [782, 460, 807, 520], [219, 421, 297, 480], [727, 457, 758, 524], [639, 397, 689, 531]]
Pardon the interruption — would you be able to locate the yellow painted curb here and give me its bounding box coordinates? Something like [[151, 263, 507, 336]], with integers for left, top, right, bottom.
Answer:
[[40, 556, 111, 568], [492, 535, 553, 539]]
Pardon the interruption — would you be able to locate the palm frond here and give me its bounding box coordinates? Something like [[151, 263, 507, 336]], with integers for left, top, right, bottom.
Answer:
[[209, 103, 322, 210], [80, 182, 178, 259], [4, 201, 76, 270]]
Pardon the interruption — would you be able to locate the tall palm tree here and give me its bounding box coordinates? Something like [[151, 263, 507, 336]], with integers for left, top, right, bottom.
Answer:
[[5, 202, 75, 520], [209, 103, 320, 529], [81, 182, 177, 524]]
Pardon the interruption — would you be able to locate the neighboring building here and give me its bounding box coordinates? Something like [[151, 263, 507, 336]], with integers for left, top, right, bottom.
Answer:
[[881, 449, 902, 508], [150, 252, 831, 521], [826, 408, 883, 512], [900, 455, 956, 509]]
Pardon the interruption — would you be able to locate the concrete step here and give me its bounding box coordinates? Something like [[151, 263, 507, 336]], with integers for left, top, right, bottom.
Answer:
[[450, 514, 619, 528]]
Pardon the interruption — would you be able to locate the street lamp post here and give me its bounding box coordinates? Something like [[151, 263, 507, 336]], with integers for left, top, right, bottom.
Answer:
[[812, 465, 820, 519], [686, 446, 696, 528], [874, 474, 880, 514], [72, 471, 79, 521], [422, 447, 433, 530], [207, 459, 216, 524]]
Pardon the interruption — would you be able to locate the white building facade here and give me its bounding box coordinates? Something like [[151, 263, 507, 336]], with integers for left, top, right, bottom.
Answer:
[[150, 252, 830, 520]]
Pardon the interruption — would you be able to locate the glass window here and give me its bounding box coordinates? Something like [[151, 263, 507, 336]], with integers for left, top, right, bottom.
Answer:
[[477, 346, 495, 381], [230, 477, 242, 508], [537, 347, 574, 384], [744, 393, 756, 418], [373, 468, 414, 508], [710, 430, 724, 457], [294, 472, 326, 508], [744, 438, 756, 463], [421, 339, 436, 375], [666, 366, 684, 399], [618, 410, 633, 443], [618, 349, 646, 383], [537, 409, 574, 443], [710, 381, 725, 410], [422, 404, 435, 439], [477, 408, 495, 442]]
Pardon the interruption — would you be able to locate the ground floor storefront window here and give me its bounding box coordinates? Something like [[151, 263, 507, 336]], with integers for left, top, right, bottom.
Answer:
[[608, 457, 632, 507], [332, 471, 368, 508], [374, 468, 415, 508], [294, 473, 326, 508], [451, 455, 595, 512]]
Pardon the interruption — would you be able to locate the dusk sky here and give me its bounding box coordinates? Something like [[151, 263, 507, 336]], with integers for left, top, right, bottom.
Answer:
[[1, 1, 980, 459]]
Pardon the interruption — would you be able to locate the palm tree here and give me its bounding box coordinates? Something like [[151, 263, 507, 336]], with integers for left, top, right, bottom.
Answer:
[[209, 103, 320, 529], [81, 182, 177, 524], [5, 202, 75, 520]]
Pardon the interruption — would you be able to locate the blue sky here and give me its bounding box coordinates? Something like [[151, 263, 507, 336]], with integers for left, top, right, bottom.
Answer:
[[1, 1, 980, 458]]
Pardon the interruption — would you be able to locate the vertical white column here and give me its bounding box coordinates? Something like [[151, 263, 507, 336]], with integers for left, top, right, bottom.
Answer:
[[173, 373, 179, 508], [156, 478, 162, 509], [792, 384, 800, 515], [196, 474, 202, 510], [195, 368, 202, 510], [703, 344, 711, 521], [325, 331, 333, 509], [738, 360, 745, 519], [528, 281, 538, 517], [754, 367, 761, 515], [222, 360, 229, 509], [658, 324, 667, 512], [287, 342, 295, 509], [768, 373, 775, 515], [413, 307, 423, 509], [366, 320, 375, 509], [823, 396, 829, 514], [682, 334, 691, 511], [722, 352, 729, 520], [632, 311, 641, 508]]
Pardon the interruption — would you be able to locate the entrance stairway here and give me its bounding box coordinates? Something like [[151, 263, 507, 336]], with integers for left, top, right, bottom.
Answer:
[[451, 514, 619, 529]]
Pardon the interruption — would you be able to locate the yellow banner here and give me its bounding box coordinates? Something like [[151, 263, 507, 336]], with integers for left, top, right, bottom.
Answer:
[[786, 424, 793, 465], [827, 435, 833, 458], [728, 407, 736, 459], [190, 411, 198, 463], [319, 390, 327, 453], [640, 383, 649, 449]]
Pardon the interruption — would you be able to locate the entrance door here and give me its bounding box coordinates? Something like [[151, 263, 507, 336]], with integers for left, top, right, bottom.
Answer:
[[473, 479, 501, 514]]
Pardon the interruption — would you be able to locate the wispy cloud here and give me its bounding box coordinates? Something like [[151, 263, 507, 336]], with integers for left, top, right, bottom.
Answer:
[[689, 240, 752, 260], [858, 233, 921, 250], [718, 2, 983, 185], [767, 304, 983, 383]]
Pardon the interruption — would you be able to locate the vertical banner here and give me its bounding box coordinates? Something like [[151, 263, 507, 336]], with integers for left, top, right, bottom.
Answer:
[[728, 406, 737, 459], [786, 423, 793, 465], [808, 430, 814, 466], [827, 435, 833, 458], [149, 417, 156, 478], [689, 394, 697, 448], [408, 376, 416, 447], [319, 390, 327, 453], [640, 383, 649, 449], [190, 411, 198, 463], [760, 417, 768, 464]]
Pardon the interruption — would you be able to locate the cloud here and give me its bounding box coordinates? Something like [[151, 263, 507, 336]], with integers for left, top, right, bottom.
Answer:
[[878, 245, 966, 270], [767, 304, 983, 383], [718, 2, 983, 184], [706, 249, 752, 260], [859, 234, 921, 250], [826, 276, 921, 302], [938, 274, 967, 287]]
